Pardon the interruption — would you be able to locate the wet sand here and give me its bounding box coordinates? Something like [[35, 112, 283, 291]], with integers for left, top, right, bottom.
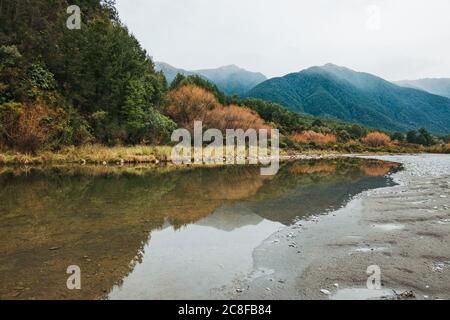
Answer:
[[221, 154, 450, 300]]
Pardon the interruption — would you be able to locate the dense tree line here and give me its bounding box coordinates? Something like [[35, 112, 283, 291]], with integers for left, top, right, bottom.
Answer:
[[0, 0, 175, 152]]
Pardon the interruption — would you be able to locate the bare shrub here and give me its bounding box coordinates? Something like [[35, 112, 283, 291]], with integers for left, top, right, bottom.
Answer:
[[0, 102, 54, 153], [204, 104, 270, 131], [362, 132, 391, 147], [165, 85, 218, 130], [165, 85, 270, 132], [290, 130, 337, 145]]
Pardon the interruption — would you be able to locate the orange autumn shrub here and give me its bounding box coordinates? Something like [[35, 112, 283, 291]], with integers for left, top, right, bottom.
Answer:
[[165, 85, 270, 132], [204, 104, 270, 131], [290, 130, 336, 145], [165, 85, 218, 129], [362, 132, 391, 147], [0, 101, 56, 153], [429, 144, 443, 153]]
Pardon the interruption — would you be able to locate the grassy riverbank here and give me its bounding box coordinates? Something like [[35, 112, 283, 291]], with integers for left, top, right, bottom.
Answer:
[[0, 145, 173, 165], [0, 143, 449, 166]]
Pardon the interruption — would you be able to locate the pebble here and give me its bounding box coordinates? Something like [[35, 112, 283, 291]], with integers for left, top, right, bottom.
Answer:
[[320, 289, 331, 295]]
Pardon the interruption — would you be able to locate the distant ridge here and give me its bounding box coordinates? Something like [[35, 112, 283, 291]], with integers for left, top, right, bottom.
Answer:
[[245, 63, 450, 134], [154, 62, 199, 83], [395, 78, 450, 99], [155, 62, 266, 96]]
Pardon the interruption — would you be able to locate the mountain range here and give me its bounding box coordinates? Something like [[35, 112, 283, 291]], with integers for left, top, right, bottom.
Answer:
[[395, 78, 450, 99], [155, 62, 267, 96], [245, 64, 450, 134]]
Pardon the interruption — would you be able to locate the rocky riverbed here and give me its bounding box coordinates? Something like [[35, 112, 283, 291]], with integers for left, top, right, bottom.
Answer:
[[219, 154, 450, 300]]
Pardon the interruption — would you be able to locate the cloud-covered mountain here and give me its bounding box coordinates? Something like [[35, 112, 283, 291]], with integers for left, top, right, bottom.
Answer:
[[154, 62, 199, 83], [395, 78, 450, 99], [155, 62, 266, 96], [245, 64, 450, 134]]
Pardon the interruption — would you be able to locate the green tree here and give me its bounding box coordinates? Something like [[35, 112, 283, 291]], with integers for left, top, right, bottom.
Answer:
[[416, 128, 435, 146], [391, 131, 405, 142], [337, 130, 351, 143], [444, 134, 450, 143], [0, 45, 26, 103], [122, 75, 175, 144], [406, 130, 418, 144], [312, 119, 324, 128], [348, 124, 368, 139]]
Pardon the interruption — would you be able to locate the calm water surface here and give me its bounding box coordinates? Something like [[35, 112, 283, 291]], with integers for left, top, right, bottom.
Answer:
[[0, 158, 401, 299]]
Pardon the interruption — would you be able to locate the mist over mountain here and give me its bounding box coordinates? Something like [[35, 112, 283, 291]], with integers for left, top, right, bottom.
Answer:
[[155, 62, 266, 96], [245, 64, 450, 134], [194, 64, 267, 96], [395, 78, 450, 99], [154, 62, 200, 83]]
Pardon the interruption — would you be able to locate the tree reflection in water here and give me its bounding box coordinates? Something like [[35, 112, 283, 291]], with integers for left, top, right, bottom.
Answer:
[[0, 158, 401, 299]]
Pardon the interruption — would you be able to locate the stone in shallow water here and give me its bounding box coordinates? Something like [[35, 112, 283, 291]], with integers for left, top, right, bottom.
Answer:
[[320, 289, 331, 295]]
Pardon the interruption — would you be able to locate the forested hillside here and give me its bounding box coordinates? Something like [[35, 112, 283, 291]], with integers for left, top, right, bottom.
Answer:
[[246, 64, 450, 134], [0, 0, 175, 151]]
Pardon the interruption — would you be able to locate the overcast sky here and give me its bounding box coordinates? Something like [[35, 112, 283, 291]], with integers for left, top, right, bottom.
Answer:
[[116, 0, 450, 80]]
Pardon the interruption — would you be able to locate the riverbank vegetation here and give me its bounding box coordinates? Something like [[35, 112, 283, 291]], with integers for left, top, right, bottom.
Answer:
[[1, 1, 449, 165]]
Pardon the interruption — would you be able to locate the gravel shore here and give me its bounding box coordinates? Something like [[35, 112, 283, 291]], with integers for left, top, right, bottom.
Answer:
[[222, 154, 450, 300]]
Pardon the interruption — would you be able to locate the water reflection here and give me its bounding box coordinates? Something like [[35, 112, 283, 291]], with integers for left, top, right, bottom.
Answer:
[[0, 158, 401, 299]]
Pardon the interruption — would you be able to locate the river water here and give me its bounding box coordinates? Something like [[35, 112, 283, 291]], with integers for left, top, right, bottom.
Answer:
[[0, 158, 400, 299]]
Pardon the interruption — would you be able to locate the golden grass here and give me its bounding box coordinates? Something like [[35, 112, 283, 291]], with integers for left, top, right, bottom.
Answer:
[[0, 144, 173, 165], [0, 144, 279, 165]]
